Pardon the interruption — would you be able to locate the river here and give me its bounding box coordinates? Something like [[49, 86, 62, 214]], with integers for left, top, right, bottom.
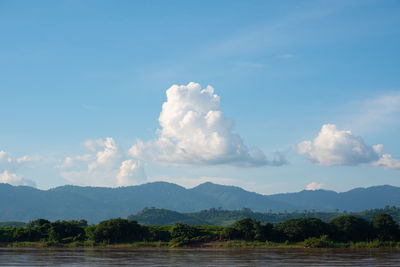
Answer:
[[1, 247, 400, 266]]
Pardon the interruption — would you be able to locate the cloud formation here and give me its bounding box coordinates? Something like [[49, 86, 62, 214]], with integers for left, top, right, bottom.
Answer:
[[305, 182, 323, 191], [0, 150, 37, 187], [56, 154, 91, 169], [59, 138, 147, 187], [87, 138, 123, 171], [0, 150, 37, 170], [117, 160, 146, 186], [130, 82, 286, 167], [298, 124, 379, 166], [298, 124, 400, 169], [373, 154, 400, 170], [0, 170, 36, 187]]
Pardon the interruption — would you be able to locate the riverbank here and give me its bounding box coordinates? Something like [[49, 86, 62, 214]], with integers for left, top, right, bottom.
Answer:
[[2, 240, 400, 249]]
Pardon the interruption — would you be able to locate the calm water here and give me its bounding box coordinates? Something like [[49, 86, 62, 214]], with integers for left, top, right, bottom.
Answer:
[[1, 247, 400, 266]]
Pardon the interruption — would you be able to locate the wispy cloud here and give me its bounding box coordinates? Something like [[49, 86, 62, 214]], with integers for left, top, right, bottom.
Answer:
[[278, 54, 295, 59], [82, 104, 98, 111], [236, 61, 265, 68], [204, 2, 355, 58], [344, 91, 400, 133]]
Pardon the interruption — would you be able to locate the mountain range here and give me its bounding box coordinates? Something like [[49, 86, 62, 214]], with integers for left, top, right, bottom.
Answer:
[[1, 182, 400, 223]]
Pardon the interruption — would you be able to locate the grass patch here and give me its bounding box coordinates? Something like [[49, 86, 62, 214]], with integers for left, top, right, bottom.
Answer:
[[2, 240, 400, 249]]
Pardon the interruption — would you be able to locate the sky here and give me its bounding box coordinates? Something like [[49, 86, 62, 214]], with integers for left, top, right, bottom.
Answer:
[[0, 0, 400, 194]]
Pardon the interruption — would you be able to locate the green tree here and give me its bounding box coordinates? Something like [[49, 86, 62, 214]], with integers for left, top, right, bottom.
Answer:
[[27, 219, 51, 240], [371, 214, 399, 241], [329, 215, 371, 242], [233, 218, 260, 240], [12, 227, 40, 242], [90, 218, 147, 244], [170, 223, 199, 240], [221, 226, 240, 240], [147, 226, 171, 242], [27, 219, 51, 228], [48, 221, 86, 242], [275, 218, 328, 242], [0, 228, 14, 242], [259, 223, 275, 241]]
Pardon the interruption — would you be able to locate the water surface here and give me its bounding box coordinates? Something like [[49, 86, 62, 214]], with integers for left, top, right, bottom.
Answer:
[[1, 247, 399, 266]]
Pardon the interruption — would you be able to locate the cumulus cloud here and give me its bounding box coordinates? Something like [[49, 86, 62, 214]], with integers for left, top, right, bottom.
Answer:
[[297, 124, 379, 166], [0, 170, 36, 187], [59, 138, 146, 187], [130, 82, 286, 167], [373, 154, 400, 170], [87, 138, 122, 171], [305, 182, 323, 191], [298, 124, 400, 169], [116, 160, 146, 186]]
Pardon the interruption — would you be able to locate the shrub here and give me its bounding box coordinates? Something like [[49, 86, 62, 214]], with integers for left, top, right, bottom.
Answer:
[[304, 235, 334, 248], [275, 218, 328, 242]]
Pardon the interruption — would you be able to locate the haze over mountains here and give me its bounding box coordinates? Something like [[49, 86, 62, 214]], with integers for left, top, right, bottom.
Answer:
[[1, 182, 400, 223]]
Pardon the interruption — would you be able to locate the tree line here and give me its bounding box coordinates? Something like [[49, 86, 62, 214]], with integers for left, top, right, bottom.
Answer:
[[128, 206, 400, 226], [0, 214, 399, 247]]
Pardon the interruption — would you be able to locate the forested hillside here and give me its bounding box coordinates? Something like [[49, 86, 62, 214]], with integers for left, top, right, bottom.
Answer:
[[2, 182, 400, 223], [128, 206, 400, 226]]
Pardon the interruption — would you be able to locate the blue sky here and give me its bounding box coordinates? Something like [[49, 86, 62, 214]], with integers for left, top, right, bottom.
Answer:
[[0, 0, 399, 194]]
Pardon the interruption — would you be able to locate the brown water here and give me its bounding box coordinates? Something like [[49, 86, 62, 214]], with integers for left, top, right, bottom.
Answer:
[[1, 247, 400, 266]]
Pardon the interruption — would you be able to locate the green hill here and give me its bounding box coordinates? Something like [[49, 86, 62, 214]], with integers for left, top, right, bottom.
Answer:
[[128, 206, 400, 226]]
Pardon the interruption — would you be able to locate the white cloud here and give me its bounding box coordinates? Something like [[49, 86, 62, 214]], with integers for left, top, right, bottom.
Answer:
[[88, 138, 122, 171], [59, 138, 147, 187], [0, 170, 36, 187], [56, 154, 91, 169], [373, 154, 400, 170], [298, 124, 380, 166], [16, 155, 35, 164], [298, 124, 400, 170], [130, 82, 286, 167], [116, 160, 146, 186], [85, 139, 106, 152], [0, 150, 37, 187], [0, 151, 38, 169], [0, 150, 12, 165], [305, 182, 323, 191]]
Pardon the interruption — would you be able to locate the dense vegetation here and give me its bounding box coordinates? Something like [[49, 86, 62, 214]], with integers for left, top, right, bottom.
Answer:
[[0, 222, 26, 228], [128, 206, 400, 226], [1, 213, 399, 248]]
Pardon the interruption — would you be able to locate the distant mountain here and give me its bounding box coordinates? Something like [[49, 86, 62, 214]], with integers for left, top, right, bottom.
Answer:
[[269, 185, 400, 212], [1, 182, 400, 223], [189, 182, 298, 211]]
